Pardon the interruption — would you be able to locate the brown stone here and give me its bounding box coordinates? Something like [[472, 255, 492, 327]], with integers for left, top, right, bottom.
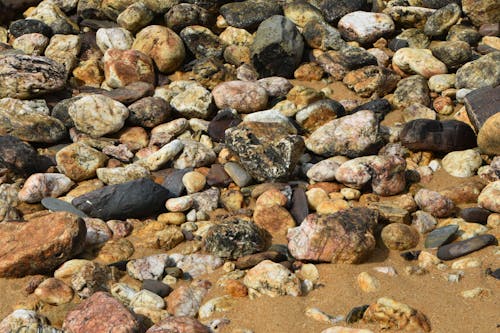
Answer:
[[224, 279, 248, 297], [104, 48, 155, 88], [253, 205, 296, 236], [0, 212, 86, 277], [146, 316, 209, 333], [440, 180, 485, 204]]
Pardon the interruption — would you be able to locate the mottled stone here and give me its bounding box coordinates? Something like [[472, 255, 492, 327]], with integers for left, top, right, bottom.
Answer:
[[56, 143, 108, 181], [343, 66, 400, 98], [9, 19, 53, 38], [392, 75, 430, 108], [381, 223, 419, 251], [27, 1, 79, 35], [146, 317, 209, 333], [477, 112, 500, 156], [478, 181, 500, 213], [18, 173, 74, 203], [462, 0, 500, 27], [338, 11, 394, 44], [180, 25, 225, 59], [213, 81, 268, 114], [220, 0, 282, 30], [430, 40, 471, 69], [243, 260, 301, 297], [307, 156, 349, 182], [34, 278, 73, 305], [170, 82, 213, 119], [12, 33, 49, 55], [456, 52, 500, 89], [174, 139, 216, 169], [415, 189, 455, 217], [424, 3, 461, 36], [45, 34, 81, 72], [393, 48, 447, 78], [0, 135, 54, 177], [442, 149, 482, 177], [96, 27, 134, 53], [165, 3, 214, 33], [167, 279, 211, 317], [104, 48, 155, 88], [320, 0, 367, 23]]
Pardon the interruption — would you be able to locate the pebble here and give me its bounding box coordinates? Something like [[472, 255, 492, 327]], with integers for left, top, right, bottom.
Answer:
[[477, 112, 500, 156], [243, 260, 301, 297], [478, 181, 500, 213], [357, 272, 380, 292], [305, 307, 344, 325], [338, 12, 395, 44], [381, 223, 419, 251], [415, 189, 455, 217], [392, 48, 447, 78], [437, 234, 498, 260], [412, 210, 437, 234], [425, 225, 459, 248], [18, 173, 74, 203]]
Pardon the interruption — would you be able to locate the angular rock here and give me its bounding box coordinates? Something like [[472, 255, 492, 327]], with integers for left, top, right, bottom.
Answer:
[[437, 234, 497, 260], [127, 254, 171, 281], [72, 178, 170, 220], [180, 25, 225, 59], [104, 48, 155, 88], [18, 173, 74, 203], [0, 212, 86, 277], [307, 156, 349, 182], [220, 0, 282, 29], [464, 85, 500, 132], [0, 135, 54, 176], [207, 109, 242, 142], [425, 225, 459, 248], [342, 66, 400, 98], [56, 142, 108, 181], [134, 139, 184, 171], [338, 11, 394, 44], [174, 139, 216, 169], [167, 279, 211, 317], [243, 260, 301, 297], [170, 82, 213, 119], [287, 208, 378, 263], [383, 6, 435, 29], [225, 122, 304, 181], [0, 310, 53, 333], [456, 52, 500, 89], [96, 27, 134, 53], [462, 0, 500, 27], [477, 112, 500, 156], [63, 292, 140, 333]]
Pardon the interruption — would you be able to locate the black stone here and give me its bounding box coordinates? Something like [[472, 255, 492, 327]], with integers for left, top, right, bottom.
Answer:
[[486, 267, 500, 280], [41, 198, 88, 218], [430, 40, 472, 69], [425, 225, 458, 248], [161, 168, 192, 197], [338, 45, 378, 70], [320, 0, 367, 23], [142, 279, 172, 297], [400, 250, 421, 261], [460, 207, 492, 224], [180, 25, 225, 59], [0, 136, 54, 177], [352, 99, 392, 121], [464, 85, 500, 132], [289, 187, 308, 225], [437, 234, 498, 260], [346, 304, 369, 324], [388, 38, 410, 51], [219, 0, 282, 29], [107, 260, 129, 271], [51, 97, 81, 128], [9, 19, 53, 38], [165, 3, 214, 33], [207, 109, 242, 142], [400, 119, 477, 153], [72, 178, 170, 220]]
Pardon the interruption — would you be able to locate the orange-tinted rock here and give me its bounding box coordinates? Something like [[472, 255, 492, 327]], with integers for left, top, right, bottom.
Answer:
[[104, 48, 155, 88]]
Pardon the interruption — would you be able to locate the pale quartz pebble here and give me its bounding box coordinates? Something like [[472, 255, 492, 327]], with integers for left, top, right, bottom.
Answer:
[[357, 272, 380, 292], [222, 262, 236, 273], [54, 259, 92, 279], [110, 283, 138, 306], [296, 264, 320, 284], [129, 289, 166, 310], [305, 307, 344, 324], [243, 260, 301, 297], [442, 149, 482, 178], [182, 171, 206, 194], [301, 279, 314, 295], [392, 48, 447, 78], [460, 287, 491, 299], [373, 266, 397, 276], [418, 251, 441, 269], [198, 296, 235, 319], [451, 258, 481, 270], [305, 188, 329, 210], [12, 33, 49, 55], [96, 27, 134, 53], [447, 271, 464, 283], [134, 139, 184, 171], [18, 173, 74, 203], [340, 188, 361, 200], [428, 160, 441, 172], [307, 156, 349, 182], [165, 196, 193, 212]]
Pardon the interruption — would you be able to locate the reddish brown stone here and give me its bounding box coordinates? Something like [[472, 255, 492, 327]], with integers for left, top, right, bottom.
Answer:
[[104, 48, 155, 88], [146, 317, 209, 333]]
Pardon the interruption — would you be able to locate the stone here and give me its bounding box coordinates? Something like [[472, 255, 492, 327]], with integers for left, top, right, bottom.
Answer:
[[430, 40, 471, 70], [133, 25, 185, 73], [302, 19, 345, 51], [0, 212, 86, 277], [477, 113, 500, 156], [72, 178, 170, 220], [84, 217, 112, 246], [478, 181, 500, 213], [170, 253, 223, 278], [460, 207, 491, 224], [0, 98, 67, 143], [400, 119, 477, 153], [212, 81, 267, 114], [462, 0, 500, 27], [174, 139, 216, 169], [208, 109, 242, 142], [342, 66, 400, 98], [96, 27, 134, 53], [424, 3, 461, 36], [415, 189, 455, 218], [251, 15, 304, 78], [393, 48, 447, 78], [180, 25, 225, 59], [166, 196, 193, 212], [71, 261, 113, 298], [170, 83, 213, 119], [440, 180, 485, 204], [320, 0, 367, 23], [464, 85, 500, 132], [363, 297, 431, 332], [130, 289, 165, 310], [149, 118, 188, 147], [383, 6, 435, 29], [18, 173, 74, 203], [451, 257, 482, 270], [437, 234, 497, 260], [367, 203, 410, 224], [135, 139, 184, 171], [167, 279, 211, 317], [225, 122, 304, 181], [243, 260, 301, 297], [456, 52, 500, 89], [127, 97, 170, 128], [323, 327, 373, 333], [442, 149, 482, 177], [9, 19, 53, 38], [0, 135, 53, 177], [204, 218, 269, 259], [56, 143, 108, 181], [182, 171, 206, 194], [117, 2, 154, 32], [411, 210, 437, 233], [63, 292, 140, 332], [338, 12, 394, 44], [306, 110, 382, 158], [165, 4, 214, 33], [146, 317, 209, 333], [447, 24, 481, 45], [97, 164, 150, 185], [307, 156, 349, 182], [381, 223, 419, 251], [142, 280, 172, 298], [224, 162, 253, 187], [235, 251, 287, 270], [220, 1, 281, 29], [287, 208, 378, 263], [198, 295, 235, 319], [392, 75, 430, 108], [34, 278, 73, 305], [45, 34, 81, 72], [96, 238, 134, 263], [395, 29, 429, 49], [12, 32, 50, 56], [41, 197, 87, 218], [127, 254, 170, 281], [402, 103, 436, 122], [0, 310, 52, 333], [103, 48, 155, 88], [428, 74, 456, 93], [253, 204, 296, 236], [357, 272, 380, 292]]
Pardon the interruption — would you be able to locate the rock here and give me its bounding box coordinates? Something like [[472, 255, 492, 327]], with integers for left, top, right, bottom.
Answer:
[[128, 97, 170, 128], [71, 261, 113, 298], [84, 217, 112, 246], [0, 212, 86, 277], [338, 12, 394, 44], [103, 48, 155, 88], [170, 82, 213, 119], [440, 180, 485, 204], [477, 112, 500, 156], [322, 327, 373, 333], [96, 238, 134, 263], [96, 27, 134, 53], [400, 119, 477, 153], [27, 1, 79, 34], [430, 40, 471, 70], [302, 19, 345, 51], [135, 139, 184, 171], [392, 75, 430, 108], [18, 173, 74, 203], [381, 223, 419, 251], [130, 289, 165, 310], [165, 4, 214, 33], [167, 279, 211, 317], [464, 85, 500, 132], [253, 203, 296, 237], [220, 0, 281, 29], [225, 122, 304, 181], [447, 24, 481, 44], [12, 32, 50, 56], [357, 272, 380, 292], [307, 156, 349, 182], [424, 3, 461, 36], [0, 135, 53, 177], [320, 0, 367, 23], [287, 208, 378, 263], [132, 25, 185, 73], [223, 162, 253, 187], [56, 143, 108, 181], [235, 251, 287, 270], [243, 260, 301, 297], [295, 99, 345, 132], [41, 197, 87, 218], [393, 48, 447, 78], [127, 254, 171, 281], [363, 297, 431, 332], [460, 207, 492, 224], [0, 309, 52, 333], [412, 210, 437, 233], [343, 66, 400, 98], [182, 171, 206, 194], [478, 181, 500, 213], [402, 103, 436, 122], [451, 257, 482, 269], [9, 19, 53, 38], [45, 34, 81, 72], [97, 164, 150, 185], [306, 110, 382, 158], [367, 202, 410, 224], [208, 109, 242, 142], [415, 189, 455, 217], [72, 178, 170, 220], [456, 52, 500, 89], [117, 2, 154, 32], [170, 254, 223, 278], [428, 74, 456, 93], [437, 234, 497, 260], [63, 292, 140, 332], [146, 317, 209, 333], [251, 15, 304, 78], [394, 29, 429, 49], [383, 6, 435, 29], [462, 0, 500, 27], [34, 278, 73, 305], [443, 148, 483, 178], [198, 295, 234, 319], [0, 98, 67, 143], [180, 25, 225, 59], [204, 218, 269, 259], [142, 280, 172, 298], [212, 81, 267, 114]]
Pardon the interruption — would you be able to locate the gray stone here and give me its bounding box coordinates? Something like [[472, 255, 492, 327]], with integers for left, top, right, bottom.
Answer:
[[437, 234, 497, 260], [464, 85, 500, 131], [430, 41, 471, 69], [425, 225, 458, 248], [456, 52, 500, 89], [424, 3, 461, 36], [393, 75, 430, 108], [220, 0, 282, 29]]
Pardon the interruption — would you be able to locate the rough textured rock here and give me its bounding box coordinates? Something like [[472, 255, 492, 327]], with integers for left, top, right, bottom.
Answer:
[[462, 0, 500, 27], [63, 292, 140, 333], [96, 27, 134, 53], [464, 85, 500, 132], [251, 15, 304, 78], [393, 48, 447, 78], [0, 53, 67, 99], [424, 3, 461, 36], [306, 110, 382, 158], [455, 52, 500, 89], [320, 0, 367, 23], [146, 317, 209, 333], [392, 75, 430, 108], [9, 19, 53, 38], [0, 135, 54, 177], [442, 149, 482, 177], [477, 113, 500, 156], [287, 208, 378, 263], [342, 66, 400, 98], [56, 143, 108, 181], [220, 0, 282, 29], [381, 223, 419, 251], [212, 81, 268, 114], [72, 178, 170, 220], [415, 189, 455, 217], [104, 48, 155, 88], [18, 173, 74, 203], [0, 212, 86, 277], [225, 122, 304, 182], [338, 11, 394, 44], [167, 279, 211, 317], [204, 218, 270, 259], [478, 181, 500, 213], [243, 260, 302, 297]]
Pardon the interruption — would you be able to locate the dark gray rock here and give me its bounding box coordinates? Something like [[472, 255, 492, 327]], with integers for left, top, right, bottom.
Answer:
[[320, 0, 367, 23], [424, 3, 461, 36], [456, 52, 500, 89], [9, 19, 53, 38], [303, 19, 345, 51], [128, 97, 170, 128], [352, 99, 392, 121], [437, 234, 497, 260], [142, 279, 172, 297], [424, 225, 458, 248], [447, 24, 481, 45], [72, 178, 170, 220], [51, 97, 81, 128], [204, 218, 270, 259], [430, 40, 471, 69], [400, 119, 477, 153], [219, 0, 282, 29], [289, 187, 308, 225], [207, 109, 242, 142], [464, 85, 500, 131], [420, 0, 460, 9], [162, 168, 192, 197], [225, 122, 304, 182], [41, 197, 88, 218], [165, 4, 214, 33], [180, 25, 225, 59], [396, 28, 430, 49], [0, 136, 54, 177], [460, 207, 492, 224], [393, 75, 430, 108], [251, 15, 304, 78]]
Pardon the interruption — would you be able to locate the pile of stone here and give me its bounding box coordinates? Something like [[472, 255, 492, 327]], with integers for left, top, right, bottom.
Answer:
[[0, 0, 499, 332]]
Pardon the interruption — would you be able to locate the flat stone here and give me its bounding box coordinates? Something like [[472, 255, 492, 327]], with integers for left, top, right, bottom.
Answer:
[[146, 317, 209, 333], [460, 207, 492, 224], [437, 234, 497, 260], [425, 225, 458, 248]]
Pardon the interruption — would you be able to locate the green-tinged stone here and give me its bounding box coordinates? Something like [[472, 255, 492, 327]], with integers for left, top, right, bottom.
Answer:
[[424, 224, 458, 248], [41, 197, 87, 218]]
